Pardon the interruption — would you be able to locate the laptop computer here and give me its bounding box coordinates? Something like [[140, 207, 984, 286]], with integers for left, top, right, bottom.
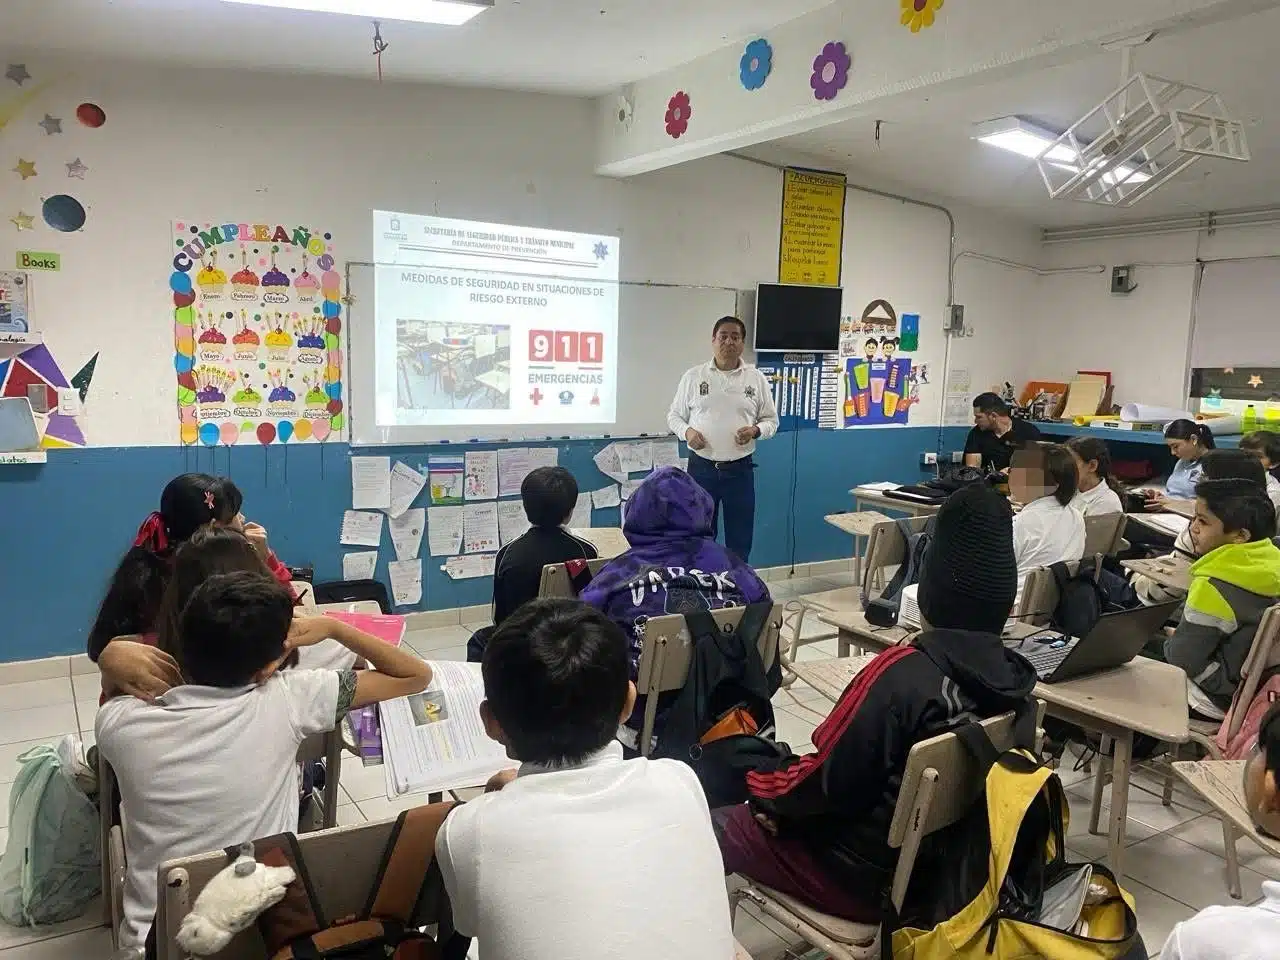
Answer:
[[1012, 601, 1181, 683], [0, 397, 41, 452]]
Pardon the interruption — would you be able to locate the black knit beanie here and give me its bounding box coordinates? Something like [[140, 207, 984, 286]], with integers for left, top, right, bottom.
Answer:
[[917, 483, 1018, 635]]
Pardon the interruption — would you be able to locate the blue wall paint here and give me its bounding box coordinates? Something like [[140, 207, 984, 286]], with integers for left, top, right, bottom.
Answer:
[[0, 427, 966, 662]]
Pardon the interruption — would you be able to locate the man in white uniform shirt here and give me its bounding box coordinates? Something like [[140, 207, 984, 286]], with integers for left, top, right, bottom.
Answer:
[[667, 316, 778, 561]]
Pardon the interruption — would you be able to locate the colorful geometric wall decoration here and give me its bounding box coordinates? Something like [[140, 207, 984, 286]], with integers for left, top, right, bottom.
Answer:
[[0, 340, 89, 448]]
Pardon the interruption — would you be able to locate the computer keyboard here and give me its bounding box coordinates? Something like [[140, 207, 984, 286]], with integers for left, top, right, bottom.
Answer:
[[1020, 637, 1077, 678]]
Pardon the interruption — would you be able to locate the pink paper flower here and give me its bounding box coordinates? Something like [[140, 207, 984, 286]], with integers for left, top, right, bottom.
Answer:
[[810, 41, 851, 101], [665, 91, 692, 139]]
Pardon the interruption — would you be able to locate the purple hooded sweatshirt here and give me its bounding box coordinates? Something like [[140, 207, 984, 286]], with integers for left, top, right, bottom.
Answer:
[[580, 466, 771, 685]]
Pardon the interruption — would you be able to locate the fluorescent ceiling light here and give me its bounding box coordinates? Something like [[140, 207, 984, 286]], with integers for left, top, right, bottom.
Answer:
[[972, 116, 1150, 184], [219, 0, 493, 25]]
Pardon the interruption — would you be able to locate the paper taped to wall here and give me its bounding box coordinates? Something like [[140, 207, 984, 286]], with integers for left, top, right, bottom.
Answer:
[[351, 456, 391, 510], [342, 551, 378, 580], [427, 505, 463, 556], [341, 510, 384, 547], [388, 559, 422, 606], [443, 554, 497, 580], [389, 508, 425, 561], [388, 461, 426, 518]]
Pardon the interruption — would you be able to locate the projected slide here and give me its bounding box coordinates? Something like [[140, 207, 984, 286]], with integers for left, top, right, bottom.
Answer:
[[372, 211, 620, 429]]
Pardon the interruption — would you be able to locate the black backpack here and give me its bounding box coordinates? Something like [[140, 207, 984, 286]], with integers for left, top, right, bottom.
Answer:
[[655, 602, 786, 807], [1049, 561, 1104, 638]]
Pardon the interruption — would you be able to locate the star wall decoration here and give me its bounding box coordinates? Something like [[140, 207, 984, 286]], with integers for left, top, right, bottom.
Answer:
[[65, 158, 87, 179], [38, 113, 62, 135], [10, 211, 34, 231], [13, 158, 36, 180], [1249, 374, 1264, 388], [5, 64, 31, 86]]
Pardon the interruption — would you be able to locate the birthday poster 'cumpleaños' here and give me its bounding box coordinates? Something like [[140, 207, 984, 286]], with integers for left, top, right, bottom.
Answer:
[[169, 221, 344, 446]]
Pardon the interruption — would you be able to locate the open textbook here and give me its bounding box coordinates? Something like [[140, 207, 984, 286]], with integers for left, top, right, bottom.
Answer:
[[380, 660, 511, 798]]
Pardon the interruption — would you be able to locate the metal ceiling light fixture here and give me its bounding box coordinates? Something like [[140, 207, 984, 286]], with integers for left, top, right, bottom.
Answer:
[[972, 40, 1249, 208], [218, 0, 493, 26]]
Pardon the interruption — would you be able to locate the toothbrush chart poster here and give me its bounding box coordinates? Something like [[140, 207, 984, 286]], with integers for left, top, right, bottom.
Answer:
[[168, 220, 344, 445]]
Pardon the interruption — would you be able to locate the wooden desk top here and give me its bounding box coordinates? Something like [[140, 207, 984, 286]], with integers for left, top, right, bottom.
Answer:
[[1122, 556, 1192, 593], [1172, 760, 1280, 859], [570, 527, 629, 559], [849, 487, 943, 515], [825, 511, 892, 537]]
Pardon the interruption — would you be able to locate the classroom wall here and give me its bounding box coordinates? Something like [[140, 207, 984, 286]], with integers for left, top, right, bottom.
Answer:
[[0, 58, 1038, 662]]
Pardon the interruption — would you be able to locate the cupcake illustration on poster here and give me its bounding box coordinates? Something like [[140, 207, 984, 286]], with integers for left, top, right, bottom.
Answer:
[[261, 246, 291, 304], [265, 368, 299, 419], [193, 365, 233, 420], [232, 248, 260, 302], [231, 309, 260, 362], [293, 313, 325, 365], [196, 251, 227, 300], [196, 311, 228, 362], [294, 255, 319, 303], [303, 371, 330, 419], [263, 312, 293, 362], [232, 370, 265, 420]]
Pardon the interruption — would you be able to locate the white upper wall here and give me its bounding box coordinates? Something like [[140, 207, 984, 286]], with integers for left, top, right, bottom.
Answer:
[[0, 60, 1041, 448]]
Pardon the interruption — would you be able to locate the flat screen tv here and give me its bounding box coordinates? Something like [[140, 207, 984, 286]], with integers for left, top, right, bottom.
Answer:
[[753, 282, 843, 353]]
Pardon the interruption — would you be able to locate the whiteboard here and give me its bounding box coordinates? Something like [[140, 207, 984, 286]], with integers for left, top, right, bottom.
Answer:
[[1193, 260, 1280, 368], [347, 261, 741, 444]]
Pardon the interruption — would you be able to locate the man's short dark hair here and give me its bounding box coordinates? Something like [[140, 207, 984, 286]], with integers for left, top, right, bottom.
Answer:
[[1200, 448, 1266, 486], [178, 571, 295, 687], [972, 392, 1009, 416], [1195, 477, 1277, 542], [712, 316, 746, 339], [521, 466, 578, 528], [482, 598, 630, 767]]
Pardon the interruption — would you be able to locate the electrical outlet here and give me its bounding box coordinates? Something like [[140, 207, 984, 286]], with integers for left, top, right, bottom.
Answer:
[[922, 452, 938, 466], [951, 451, 964, 464]]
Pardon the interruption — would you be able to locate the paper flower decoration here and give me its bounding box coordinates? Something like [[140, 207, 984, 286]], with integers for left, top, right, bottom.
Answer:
[[810, 42, 851, 101], [901, 0, 944, 33], [740, 38, 773, 91], [616, 93, 635, 131], [665, 91, 692, 139]]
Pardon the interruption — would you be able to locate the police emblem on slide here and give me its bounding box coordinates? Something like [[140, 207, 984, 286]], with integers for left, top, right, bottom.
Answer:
[[559, 390, 575, 405], [699, 381, 710, 396], [744, 386, 755, 398]]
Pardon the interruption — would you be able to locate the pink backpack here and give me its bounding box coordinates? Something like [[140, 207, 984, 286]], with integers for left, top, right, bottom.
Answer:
[[1217, 672, 1280, 760]]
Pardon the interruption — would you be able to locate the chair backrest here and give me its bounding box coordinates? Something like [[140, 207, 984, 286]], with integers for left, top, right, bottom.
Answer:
[[861, 516, 932, 601], [536, 557, 610, 599], [635, 605, 781, 756], [1226, 603, 1280, 740], [884, 701, 1046, 910], [1016, 559, 1087, 626], [154, 808, 455, 960], [1083, 512, 1127, 558]]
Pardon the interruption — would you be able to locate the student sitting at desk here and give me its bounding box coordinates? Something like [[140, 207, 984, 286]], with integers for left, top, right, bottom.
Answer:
[[1065, 436, 1124, 517], [715, 484, 1037, 922], [89, 473, 296, 703], [439, 599, 735, 960], [467, 466, 597, 662], [1133, 450, 1271, 606], [1010, 442, 1085, 581], [1238, 430, 1280, 509], [578, 466, 770, 750], [1161, 703, 1280, 959], [97, 569, 432, 952], [963, 392, 1041, 473], [1142, 419, 1214, 511], [1164, 478, 1280, 717]]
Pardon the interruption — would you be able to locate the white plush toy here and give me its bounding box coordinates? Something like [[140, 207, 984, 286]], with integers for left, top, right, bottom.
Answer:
[[176, 843, 296, 956]]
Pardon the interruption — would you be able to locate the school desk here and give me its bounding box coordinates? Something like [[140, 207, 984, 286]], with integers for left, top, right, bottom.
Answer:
[[571, 526, 628, 559], [811, 610, 1190, 887], [1122, 556, 1192, 594], [848, 486, 941, 584]]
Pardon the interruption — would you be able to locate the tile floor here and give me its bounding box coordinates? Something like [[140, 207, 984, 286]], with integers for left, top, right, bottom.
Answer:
[[0, 573, 1273, 958]]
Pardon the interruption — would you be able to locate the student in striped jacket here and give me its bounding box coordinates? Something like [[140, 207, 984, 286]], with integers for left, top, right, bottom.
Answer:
[[716, 484, 1038, 922]]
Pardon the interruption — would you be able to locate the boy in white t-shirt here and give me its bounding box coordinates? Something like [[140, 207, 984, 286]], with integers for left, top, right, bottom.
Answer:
[[436, 598, 736, 960], [97, 571, 432, 952]]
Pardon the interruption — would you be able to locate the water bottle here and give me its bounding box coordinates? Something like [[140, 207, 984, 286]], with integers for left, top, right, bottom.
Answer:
[[1243, 404, 1258, 435]]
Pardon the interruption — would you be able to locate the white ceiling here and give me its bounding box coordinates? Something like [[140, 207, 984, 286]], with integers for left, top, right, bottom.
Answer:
[[0, 0, 833, 96], [771, 7, 1280, 228]]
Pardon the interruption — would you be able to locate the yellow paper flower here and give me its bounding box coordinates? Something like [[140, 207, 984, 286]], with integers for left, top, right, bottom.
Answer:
[[901, 0, 943, 33]]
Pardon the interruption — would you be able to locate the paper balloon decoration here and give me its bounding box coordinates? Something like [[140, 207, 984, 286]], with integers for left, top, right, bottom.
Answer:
[[277, 420, 294, 444], [256, 422, 276, 445], [219, 421, 239, 445], [199, 422, 219, 446]]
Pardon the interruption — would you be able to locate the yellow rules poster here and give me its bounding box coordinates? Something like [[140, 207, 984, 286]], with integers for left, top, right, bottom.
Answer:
[[779, 168, 847, 286]]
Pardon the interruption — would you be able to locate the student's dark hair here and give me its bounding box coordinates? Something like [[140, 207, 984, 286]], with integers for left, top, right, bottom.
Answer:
[[1013, 442, 1078, 506], [482, 598, 630, 767], [1065, 436, 1121, 496], [155, 526, 272, 657], [1195, 477, 1277, 542], [178, 571, 295, 688], [712, 316, 746, 339], [521, 466, 578, 528], [1164, 418, 1216, 451], [972, 392, 1009, 416], [1199, 448, 1266, 487], [1240, 430, 1280, 467], [88, 474, 245, 661]]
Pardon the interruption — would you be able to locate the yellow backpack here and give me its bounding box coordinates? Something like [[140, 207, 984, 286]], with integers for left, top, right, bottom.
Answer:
[[889, 722, 1143, 960]]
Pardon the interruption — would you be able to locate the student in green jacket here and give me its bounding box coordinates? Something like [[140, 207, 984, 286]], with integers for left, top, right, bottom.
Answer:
[[1166, 478, 1280, 714]]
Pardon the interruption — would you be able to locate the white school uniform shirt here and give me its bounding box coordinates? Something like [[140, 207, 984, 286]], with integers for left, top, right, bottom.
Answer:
[[1267, 472, 1280, 511], [1070, 481, 1124, 517], [435, 741, 736, 960], [667, 360, 779, 463], [1161, 879, 1280, 959], [1013, 495, 1086, 581], [96, 669, 340, 949]]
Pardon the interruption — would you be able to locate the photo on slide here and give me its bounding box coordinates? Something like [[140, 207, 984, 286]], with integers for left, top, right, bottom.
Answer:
[[396, 319, 512, 412], [407, 690, 450, 726]]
